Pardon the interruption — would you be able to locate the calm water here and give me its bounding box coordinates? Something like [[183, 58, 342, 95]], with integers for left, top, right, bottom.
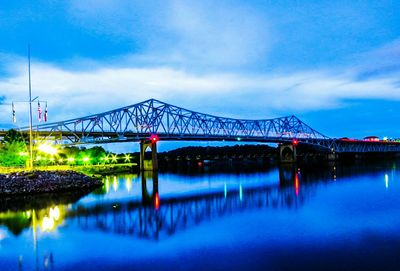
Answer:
[[1, 161, 400, 271]]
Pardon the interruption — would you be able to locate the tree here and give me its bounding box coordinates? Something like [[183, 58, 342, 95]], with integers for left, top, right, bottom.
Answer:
[[0, 129, 28, 166], [2, 129, 25, 144], [82, 146, 107, 164]]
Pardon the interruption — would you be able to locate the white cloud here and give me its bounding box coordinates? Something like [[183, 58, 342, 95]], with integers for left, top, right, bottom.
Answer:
[[0, 57, 399, 128], [350, 39, 400, 79], [164, 0, 272, 67], [66, 0, 273, 69]]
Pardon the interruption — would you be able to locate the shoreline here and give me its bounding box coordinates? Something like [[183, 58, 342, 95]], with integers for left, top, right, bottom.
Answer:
[[0, 170, 102, 196]]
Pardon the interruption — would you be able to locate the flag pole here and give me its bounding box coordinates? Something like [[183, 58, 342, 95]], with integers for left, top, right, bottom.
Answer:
[[28, 45, 33, 169]]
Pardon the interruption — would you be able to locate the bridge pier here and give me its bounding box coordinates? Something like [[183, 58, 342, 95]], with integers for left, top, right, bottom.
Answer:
[[140, 140, 158, 171], [279, 143, 297, 163]]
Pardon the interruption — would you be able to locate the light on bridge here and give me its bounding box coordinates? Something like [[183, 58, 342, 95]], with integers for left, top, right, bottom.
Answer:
[[292, 139, 298, 146], [149, 134, 159, 143]]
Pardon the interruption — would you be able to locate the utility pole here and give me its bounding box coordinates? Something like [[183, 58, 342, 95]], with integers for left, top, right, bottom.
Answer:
[[28, 45, 33, 169]]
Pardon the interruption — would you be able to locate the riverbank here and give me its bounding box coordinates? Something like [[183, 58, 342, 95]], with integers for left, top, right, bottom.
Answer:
[[0, 170, 102, 196]]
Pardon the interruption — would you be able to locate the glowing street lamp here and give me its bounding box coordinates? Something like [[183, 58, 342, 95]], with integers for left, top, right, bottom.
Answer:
[[124, 154, 131, 162], [37, 144, 58, 155], [67, 157, 75, 163], [111, 154, 118, 163], [103, 155, 110, 163]]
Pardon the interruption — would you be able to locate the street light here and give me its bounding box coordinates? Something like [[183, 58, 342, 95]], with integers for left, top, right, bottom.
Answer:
[[28, 45, 33, 169]]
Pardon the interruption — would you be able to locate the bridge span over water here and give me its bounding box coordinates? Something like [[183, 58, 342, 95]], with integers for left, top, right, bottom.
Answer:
[[15, 99, 400, 167]]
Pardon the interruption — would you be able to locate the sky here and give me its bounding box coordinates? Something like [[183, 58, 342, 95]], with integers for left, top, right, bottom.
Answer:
[[0, 0, 400, 151]]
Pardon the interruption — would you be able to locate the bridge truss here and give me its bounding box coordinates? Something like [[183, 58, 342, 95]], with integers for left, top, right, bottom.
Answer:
[[21, 99, 400, 153]]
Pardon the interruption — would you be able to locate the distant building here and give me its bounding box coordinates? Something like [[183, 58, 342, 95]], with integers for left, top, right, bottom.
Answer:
[[363, 136, 379, 141]]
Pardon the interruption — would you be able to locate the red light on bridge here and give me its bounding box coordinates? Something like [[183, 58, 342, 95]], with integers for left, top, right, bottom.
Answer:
[[292, 139, 298, 146], [149, 134, 159, 143]]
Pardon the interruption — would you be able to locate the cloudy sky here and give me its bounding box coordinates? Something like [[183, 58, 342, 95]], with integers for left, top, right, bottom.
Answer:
[[1, 0, 400, 144]]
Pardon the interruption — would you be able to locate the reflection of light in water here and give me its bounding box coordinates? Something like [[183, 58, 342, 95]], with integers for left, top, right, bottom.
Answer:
[[42, 216, 54, 231], [105, 177, 110, 193], [32, 210, 37, 251], [36, 205, 64, 232], [154, 192, 160, 210], [224, 183, 227, 199], [385, 174, 389, 189], [113, 176, 118, 192], [0, 229, 6, 241], [333, 166, 337, 181], [295, 173, 299, 196], [126, 178, 132, 192], [239, 184, 243, 201], [50, 206, 60, 221]]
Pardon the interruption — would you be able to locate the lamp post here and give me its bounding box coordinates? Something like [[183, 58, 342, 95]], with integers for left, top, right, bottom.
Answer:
[[28, 45, 33, 169], [8, 46, 47, 169]]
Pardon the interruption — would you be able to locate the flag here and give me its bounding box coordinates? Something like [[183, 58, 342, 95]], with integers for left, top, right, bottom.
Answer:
[[38, 102, 42, 122], [44, 102, 48, 122], [12, 102, 16, 123]]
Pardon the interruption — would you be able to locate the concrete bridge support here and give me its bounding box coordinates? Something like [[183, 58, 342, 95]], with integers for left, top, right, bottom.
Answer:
[[279, 143, 297, 163], [140, 140, 158, 171]]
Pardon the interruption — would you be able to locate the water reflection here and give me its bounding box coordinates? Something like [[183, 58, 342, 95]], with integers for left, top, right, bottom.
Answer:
[[66, 168, 305, 241], [1, 160, 399, 270], [141, 171, 159, 209], [385, 173, 389, 189], [1, 161, 397, 239], [0, 205, 64, 271]]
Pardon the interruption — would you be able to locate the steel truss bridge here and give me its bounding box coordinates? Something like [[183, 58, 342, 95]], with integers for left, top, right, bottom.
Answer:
[[18, 98, 400, 153]]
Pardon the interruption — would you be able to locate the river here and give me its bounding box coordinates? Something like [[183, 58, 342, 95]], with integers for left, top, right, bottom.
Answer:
[[1, 160, 400, 270]]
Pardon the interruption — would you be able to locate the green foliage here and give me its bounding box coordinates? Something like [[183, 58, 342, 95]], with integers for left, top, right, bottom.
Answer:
[[0, 140, 28, 167], [81, 146, 107, 164], [61, 146, 81, 157], [59, 146, 107, 165], [2, 129, 25, 144]]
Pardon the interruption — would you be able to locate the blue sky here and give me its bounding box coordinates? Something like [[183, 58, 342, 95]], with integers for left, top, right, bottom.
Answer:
[[0, 0, 400, 150]]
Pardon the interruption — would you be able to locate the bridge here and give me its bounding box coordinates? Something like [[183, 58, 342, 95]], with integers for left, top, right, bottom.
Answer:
[[14, 98, 400, 168]]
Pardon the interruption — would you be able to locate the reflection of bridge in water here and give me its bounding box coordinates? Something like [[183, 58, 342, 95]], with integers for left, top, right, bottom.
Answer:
[[67, 169, 309, 240]]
